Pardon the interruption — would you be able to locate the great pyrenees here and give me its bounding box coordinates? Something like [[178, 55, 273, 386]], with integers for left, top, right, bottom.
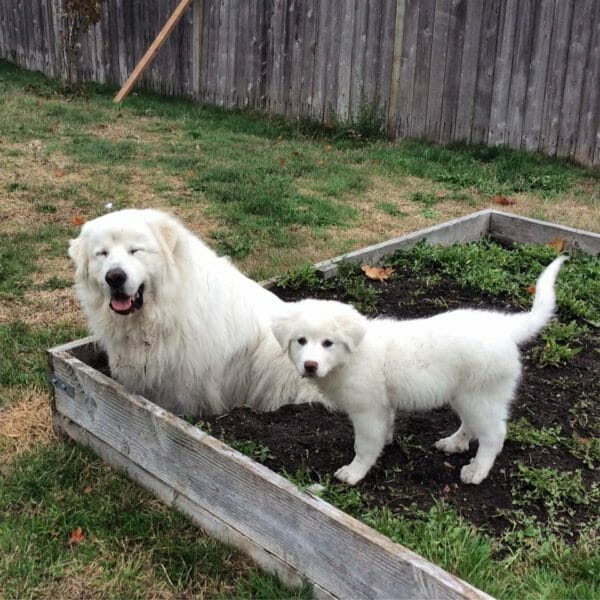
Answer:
[[272, 256, 567, 485], [69, 208, 318, 416]]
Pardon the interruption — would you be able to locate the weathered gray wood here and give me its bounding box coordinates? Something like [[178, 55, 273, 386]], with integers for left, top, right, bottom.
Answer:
[[540, 0, 574, 156], [387, 0, 405, 136], [396, 0, 419, 138], [53, 412, 331, 597], [488, 0, 518, 146], [1, 0, 599, 166], [315, 210, 493, 279], [425, 0, 450, 141], [489, 211, 600, 256], [410, 0, 434, 137], [439, 0, 467, 143], [49, 349, 490, 600], [521, 0, 555, 151], [506, 0, 535, 148], [556, 0, 595, 158], [454, 0, 484, 142], [574, 1, 600, 165], [471, 0, 501, 144]]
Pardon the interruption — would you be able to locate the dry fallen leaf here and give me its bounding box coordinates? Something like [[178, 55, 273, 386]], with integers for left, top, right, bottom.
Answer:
[[324, 144, 333, 151], [72, 215, 85, 226], [547, 236, 565, 253], [69, 527, 85, 545], [54, 169, 64, 178], [493, 195, 516, 206], [279, 157, 286, 167], [83, 485, 93, 494], [527, 285, 536, 295], [361, 265, 396, 282]]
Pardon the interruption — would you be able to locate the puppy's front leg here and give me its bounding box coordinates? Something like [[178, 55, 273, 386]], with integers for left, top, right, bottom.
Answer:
[[335, 409, 388, 485]]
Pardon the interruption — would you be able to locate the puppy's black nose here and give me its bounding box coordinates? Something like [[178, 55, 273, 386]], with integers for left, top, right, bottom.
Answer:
[[105, 268, 127, 289], [304, 360, 318, 375]]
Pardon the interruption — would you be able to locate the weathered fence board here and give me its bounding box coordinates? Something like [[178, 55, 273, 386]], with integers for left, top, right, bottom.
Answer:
[[0, 0, 598, 165]]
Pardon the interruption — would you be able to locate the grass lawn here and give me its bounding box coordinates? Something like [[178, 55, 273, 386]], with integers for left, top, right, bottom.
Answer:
[[0, 59, 598, 598]]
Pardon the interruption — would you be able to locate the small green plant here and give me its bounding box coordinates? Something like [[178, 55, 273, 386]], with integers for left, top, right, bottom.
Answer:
[[530, 320, 588, 367], [226, 438, 273, 463], [564, 434, 600, 470], [210, 230, 255, 258], [330, 260, 380, 314], [512, 464, 596, 523], [507, 418, 563, 448], [277, 265, 321, 290]]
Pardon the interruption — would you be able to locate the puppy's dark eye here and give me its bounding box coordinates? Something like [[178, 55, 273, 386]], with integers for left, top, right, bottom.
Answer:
[[297, 337, 307, 346], [129, 248, 142, 255], [322, 339, 334, 348], [96, 250, 108, 257]]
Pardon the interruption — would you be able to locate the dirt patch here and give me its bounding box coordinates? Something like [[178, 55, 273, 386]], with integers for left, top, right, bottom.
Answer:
[[203, 262, 599, 541]]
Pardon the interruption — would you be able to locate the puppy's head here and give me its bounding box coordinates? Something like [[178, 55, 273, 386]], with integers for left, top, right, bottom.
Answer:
[[272, 299, 367, 378], [69, 209, 181, 317]]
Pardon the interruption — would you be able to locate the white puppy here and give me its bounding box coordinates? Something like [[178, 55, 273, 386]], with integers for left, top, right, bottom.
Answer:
[[272, 256, 567, 485], [69, 208, 318, 416]]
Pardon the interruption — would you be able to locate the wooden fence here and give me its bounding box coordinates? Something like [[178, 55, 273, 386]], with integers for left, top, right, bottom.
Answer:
[[0, 0, 598, 166]]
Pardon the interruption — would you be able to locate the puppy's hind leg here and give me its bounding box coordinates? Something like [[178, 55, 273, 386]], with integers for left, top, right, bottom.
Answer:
[[335, 408, 389, 485], [435, 422, 472, 455], [457, 388, 511, 485]]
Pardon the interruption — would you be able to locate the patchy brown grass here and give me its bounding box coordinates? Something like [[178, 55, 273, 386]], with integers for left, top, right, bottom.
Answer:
[[0, 388, 56, 464]]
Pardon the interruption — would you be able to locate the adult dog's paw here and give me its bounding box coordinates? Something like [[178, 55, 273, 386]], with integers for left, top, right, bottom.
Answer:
[[334, 464, 365, 485]]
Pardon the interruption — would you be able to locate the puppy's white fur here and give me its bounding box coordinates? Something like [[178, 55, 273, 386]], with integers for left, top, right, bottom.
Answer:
[[272, 256, 567, 485], [69, 208, 319, 416]]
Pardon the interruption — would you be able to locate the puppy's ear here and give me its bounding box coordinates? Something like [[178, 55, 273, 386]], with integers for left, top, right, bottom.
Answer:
[[271, 313, 294, 350], [335, 312, 367, 353]]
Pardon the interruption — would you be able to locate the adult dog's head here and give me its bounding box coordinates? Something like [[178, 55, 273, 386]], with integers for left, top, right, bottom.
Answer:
[[68, 209, 180, 317], [272, 299, 367, 378]]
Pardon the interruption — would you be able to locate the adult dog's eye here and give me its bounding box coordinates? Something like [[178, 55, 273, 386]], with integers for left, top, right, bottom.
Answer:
[[129, 248, 142, 255], [322, 339, 334, 348], [96, 250, 108, 257], [297, 337, 307, 346]]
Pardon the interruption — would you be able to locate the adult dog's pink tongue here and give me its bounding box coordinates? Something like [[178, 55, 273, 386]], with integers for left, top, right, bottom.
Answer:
[[110, 297, 133, 311]]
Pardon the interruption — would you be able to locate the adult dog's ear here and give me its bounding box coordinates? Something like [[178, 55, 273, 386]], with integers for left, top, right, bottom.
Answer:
[[271, 312, 295, 350], [68, 237, 88, 279], [147, 213, 180, 261], [335, 312, 367, 352]]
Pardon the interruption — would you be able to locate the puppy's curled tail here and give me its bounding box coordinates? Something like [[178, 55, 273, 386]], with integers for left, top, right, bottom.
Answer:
[[509, 255, 568, 345]]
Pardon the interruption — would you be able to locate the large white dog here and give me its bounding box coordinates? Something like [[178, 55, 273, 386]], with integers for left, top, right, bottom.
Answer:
[[272, 256, 567, 485], [69, 208, 318, 416]]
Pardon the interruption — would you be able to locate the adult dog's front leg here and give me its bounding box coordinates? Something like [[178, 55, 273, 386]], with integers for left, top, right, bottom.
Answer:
[[335, 409, 388, 485]]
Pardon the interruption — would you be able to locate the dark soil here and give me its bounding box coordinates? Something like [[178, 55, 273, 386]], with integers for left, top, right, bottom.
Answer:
[[207, 266, 600, 540]]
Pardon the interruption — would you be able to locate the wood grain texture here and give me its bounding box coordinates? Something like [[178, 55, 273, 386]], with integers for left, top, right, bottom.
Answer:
[[0, 0, 598, 163], [49, 349, 490, 600]]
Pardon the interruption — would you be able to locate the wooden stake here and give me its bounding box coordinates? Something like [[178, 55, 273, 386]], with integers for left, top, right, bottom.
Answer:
[[114, 0, 193, 103]]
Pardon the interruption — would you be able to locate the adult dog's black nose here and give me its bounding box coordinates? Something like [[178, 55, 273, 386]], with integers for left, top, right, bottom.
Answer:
[[105, 268, 127, 289], [304, 360, 318, 375]]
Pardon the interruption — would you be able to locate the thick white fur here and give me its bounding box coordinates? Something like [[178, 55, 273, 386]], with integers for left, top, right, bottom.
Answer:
[[69, 208, 319, 416], [272, 256, 567, 485]]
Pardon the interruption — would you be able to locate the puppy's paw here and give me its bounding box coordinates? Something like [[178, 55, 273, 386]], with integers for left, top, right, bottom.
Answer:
[[335, 464, 366, 485], [435, 436, 469, 455], [460, 463, 488, 485]]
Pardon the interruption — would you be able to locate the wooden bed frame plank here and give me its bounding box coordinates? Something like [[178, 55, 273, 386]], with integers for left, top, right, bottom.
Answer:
[[49, 349, 490, 600], [50, 210, 599, 599]]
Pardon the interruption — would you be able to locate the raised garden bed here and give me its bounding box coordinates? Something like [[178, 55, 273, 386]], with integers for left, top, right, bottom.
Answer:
[[48, 210, 599, 599]]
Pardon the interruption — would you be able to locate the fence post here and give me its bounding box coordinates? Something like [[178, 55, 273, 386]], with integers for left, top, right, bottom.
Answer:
[[387, 0, 406, 137], [192, 0, 203, 99]]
